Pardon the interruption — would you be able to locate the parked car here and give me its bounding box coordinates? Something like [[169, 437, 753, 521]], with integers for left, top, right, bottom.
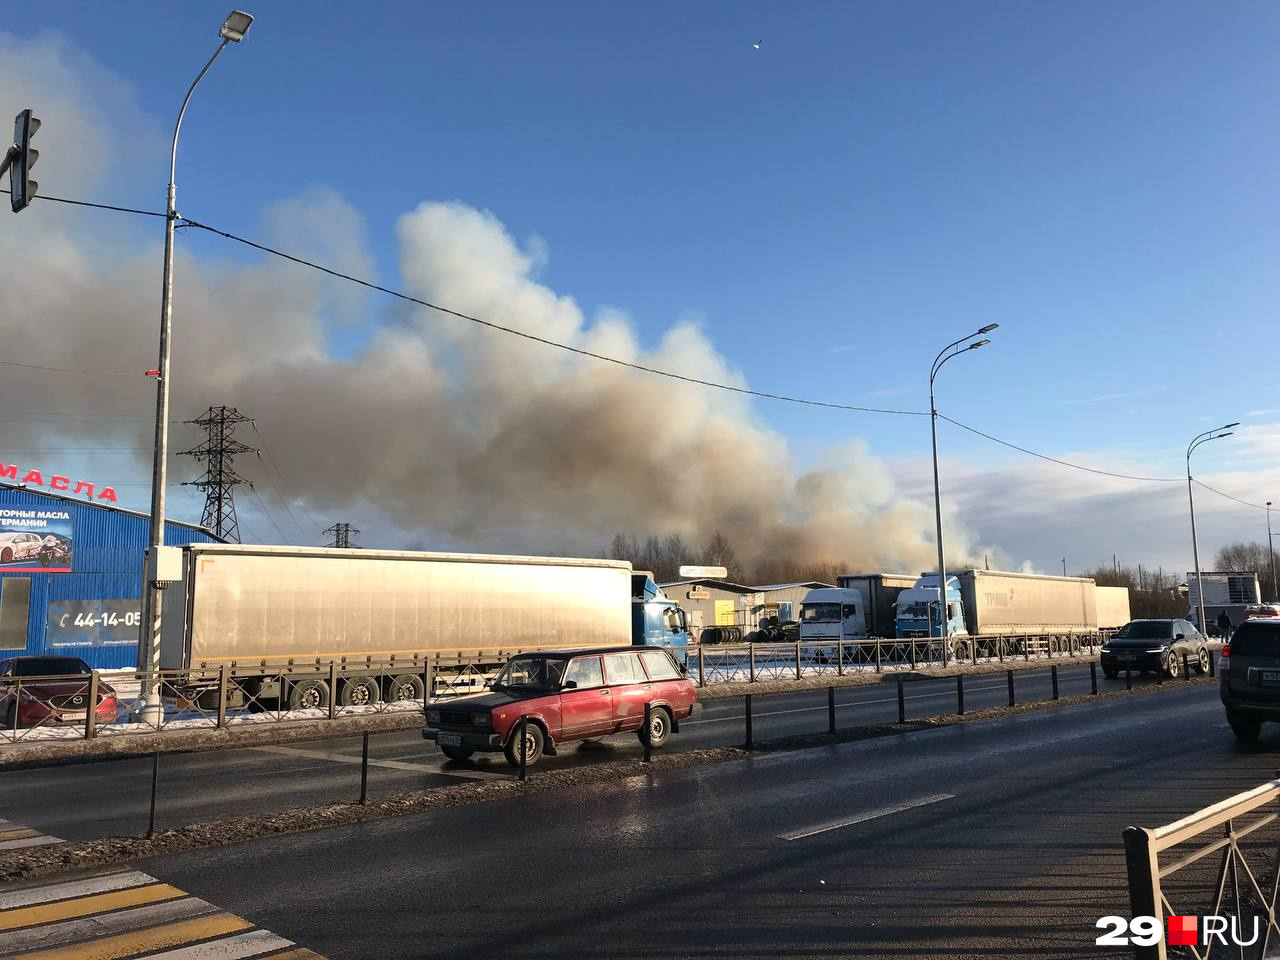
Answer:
[[0, 531, 45, 564], [0, 656, 118, 729], [1099, 619, 1209, 679], [1220, 618, 1280, 742], [423, 646, 701, 767]]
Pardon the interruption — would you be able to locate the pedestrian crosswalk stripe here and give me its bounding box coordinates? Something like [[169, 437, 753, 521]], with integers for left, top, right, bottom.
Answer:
[[0, 872, 152, 911], [0, 881, 186, 931], [0, 863, 327, 959]]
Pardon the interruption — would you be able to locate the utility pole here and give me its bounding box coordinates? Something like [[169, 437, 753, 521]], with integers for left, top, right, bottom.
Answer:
[[180, 406, 258, 543], [324, 522, 359, 549], [1268, 501, 1277, 603], [1062, 557, 1067, 577]]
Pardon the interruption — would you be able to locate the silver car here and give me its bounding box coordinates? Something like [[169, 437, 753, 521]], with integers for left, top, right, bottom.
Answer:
[[0, 532, 44, 564]]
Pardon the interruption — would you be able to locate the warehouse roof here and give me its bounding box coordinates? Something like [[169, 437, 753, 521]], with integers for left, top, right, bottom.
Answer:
[[660, 578, 755, 593], [0, 481, 217, 537], [753, 581, 835, 592]]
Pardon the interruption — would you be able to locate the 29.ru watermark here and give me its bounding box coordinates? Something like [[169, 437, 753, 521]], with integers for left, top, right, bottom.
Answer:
[[1097, 915, 1261, 948]]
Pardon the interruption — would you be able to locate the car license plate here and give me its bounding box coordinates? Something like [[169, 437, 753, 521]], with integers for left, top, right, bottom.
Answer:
[[1116, 655, 1136, 663], [1262, 672, 1280, 686], [438, 732, 463, 747], [59, 712, 87, 722]]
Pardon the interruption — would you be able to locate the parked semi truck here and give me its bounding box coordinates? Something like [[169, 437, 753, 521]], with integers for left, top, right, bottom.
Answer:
[[834, 573, 917, 638], [156, 544, 689, 710], [1186, 571, 1262, 636], [897, 569, 1099, 639]]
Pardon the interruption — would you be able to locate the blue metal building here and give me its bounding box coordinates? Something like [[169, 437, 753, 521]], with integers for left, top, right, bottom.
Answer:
[[0, 483, 219, 669]]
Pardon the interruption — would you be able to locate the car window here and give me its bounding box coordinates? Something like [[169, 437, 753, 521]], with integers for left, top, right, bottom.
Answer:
[[640, 649, 681, 681], [1230, 622, 1280, 657], [12, 658, 90, 677], [562, 656, 604, 689], [604, 653, 641, 685], [1114, 621, 1174, 640]]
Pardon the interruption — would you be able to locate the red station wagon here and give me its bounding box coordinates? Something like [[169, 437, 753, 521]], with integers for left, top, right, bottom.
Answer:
[[423, 646, 701, 767]]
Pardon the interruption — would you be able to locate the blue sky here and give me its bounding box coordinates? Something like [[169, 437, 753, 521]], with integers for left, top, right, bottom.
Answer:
[[6, 1, 1280, 573]]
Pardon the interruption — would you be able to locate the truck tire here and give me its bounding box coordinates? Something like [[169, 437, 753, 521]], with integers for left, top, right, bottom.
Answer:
[[287, 679, 329, 711], [638, 706, 671, 749], [504, 721, 544, 768], [339, 677, 380, 707], [440, 745, 476, 762], [387, 674, 424, 703]]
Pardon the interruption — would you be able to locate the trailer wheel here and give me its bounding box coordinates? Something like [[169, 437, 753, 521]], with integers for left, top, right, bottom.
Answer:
[[287, 679, 329, 711], [387, 674, 424, 703], [339, 677, 380, 707]]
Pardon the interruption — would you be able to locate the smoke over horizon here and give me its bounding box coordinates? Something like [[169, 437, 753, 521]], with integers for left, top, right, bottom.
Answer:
[[0, 32, 996, 575]]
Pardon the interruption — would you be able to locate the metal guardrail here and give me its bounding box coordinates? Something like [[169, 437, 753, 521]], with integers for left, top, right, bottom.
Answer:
[[1124, 779, 1280, 959], [0, 631, 1117, 745], [688, 631, 1115, 686]]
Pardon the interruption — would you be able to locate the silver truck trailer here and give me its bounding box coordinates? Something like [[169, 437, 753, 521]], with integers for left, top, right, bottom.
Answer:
[[157, 544, 637, 710], [1094, 585, 1132, 630], [954, 569, 1098, 636]]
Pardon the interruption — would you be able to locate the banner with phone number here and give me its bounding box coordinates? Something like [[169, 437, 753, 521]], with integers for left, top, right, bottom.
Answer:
[[47, 600, 141, 647]]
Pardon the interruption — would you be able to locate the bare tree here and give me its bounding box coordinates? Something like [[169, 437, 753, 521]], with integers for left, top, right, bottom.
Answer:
[[1213, 542, 1271, 576], [701, 530, 743, 582]]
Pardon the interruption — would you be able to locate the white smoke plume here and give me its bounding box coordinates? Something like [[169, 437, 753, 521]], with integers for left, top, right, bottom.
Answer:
[[0, 31, 989, 574]]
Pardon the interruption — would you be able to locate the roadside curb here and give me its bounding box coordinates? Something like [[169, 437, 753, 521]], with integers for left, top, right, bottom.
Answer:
[[0, 673, 1217, 884]]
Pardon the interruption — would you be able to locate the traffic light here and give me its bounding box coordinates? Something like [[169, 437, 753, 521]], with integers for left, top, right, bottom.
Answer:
[[9, 108, 39, 213]]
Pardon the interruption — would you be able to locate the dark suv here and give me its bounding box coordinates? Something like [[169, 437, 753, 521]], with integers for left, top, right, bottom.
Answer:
[[1099, 619, 1209, 679], [1220, 619, 1280, 741]]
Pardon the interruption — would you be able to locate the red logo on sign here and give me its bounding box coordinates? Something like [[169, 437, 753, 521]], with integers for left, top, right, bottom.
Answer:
[[1168, 915, 1198, 946]]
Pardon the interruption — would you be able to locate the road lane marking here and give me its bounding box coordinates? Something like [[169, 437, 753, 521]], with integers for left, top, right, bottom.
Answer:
[[249, 744, 509, 781], [0, 882, 186, 931], [0, 862, 327, 959], [778, 793, 956, 840]]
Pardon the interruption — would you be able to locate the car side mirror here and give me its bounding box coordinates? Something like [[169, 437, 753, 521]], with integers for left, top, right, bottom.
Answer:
[[1175, 634, 1185, 641], [562, 680, 578, 690]]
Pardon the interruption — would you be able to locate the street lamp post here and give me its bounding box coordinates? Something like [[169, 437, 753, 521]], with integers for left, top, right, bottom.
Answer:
[[930, 323, 998, 666], [1186, 422, 1238, 638], [141, 11, 254, 723], [1267, 501, 1277, 603]]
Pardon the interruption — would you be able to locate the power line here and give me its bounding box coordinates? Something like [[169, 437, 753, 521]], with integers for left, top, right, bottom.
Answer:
[[0, 358, 143, 378], [0, 186, 164, 219], [1193, 478, 1269, 512], [249, 423, 324, 533], [937, 414, 1183, 483], [180, 217, 928, 418]]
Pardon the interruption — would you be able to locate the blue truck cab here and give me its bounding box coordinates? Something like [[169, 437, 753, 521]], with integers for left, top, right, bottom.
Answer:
[[631, 572, 690, 651], [895, 575, 966, 639]]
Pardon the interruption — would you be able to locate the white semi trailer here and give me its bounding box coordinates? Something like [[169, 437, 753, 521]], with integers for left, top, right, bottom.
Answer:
[[156, 544, 688, 710]]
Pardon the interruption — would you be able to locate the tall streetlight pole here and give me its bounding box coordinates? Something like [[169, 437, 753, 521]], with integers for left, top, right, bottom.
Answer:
[[1186, 422, 1238, 638], [141, 11, 254, 723], [930, 323, 998, 666], [1267, 500, 1277, 603]]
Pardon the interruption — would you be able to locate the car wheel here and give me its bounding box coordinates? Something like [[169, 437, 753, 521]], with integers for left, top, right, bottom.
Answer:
[[4, 702, 20, 730], [338, 677, 380, 707], [287, 679, 329, 711], [504, 721, 544, 767], [1165, 654, 1180, 679], [1196, 647, 1210, 675], [1102, 667, 1118, 680], [0, 548, 11, 563], [440, 745, 476, 762], [638, 705, 672, 749], [387, 674, 424, 703], [1230, 714, 1262, 743]]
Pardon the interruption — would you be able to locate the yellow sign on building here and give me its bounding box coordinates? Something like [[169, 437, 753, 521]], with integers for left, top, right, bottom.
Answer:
[[714, 600, 735, 626]]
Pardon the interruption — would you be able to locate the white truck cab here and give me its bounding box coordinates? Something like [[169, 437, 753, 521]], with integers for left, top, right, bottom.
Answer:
[[798, 587, 867, 644]]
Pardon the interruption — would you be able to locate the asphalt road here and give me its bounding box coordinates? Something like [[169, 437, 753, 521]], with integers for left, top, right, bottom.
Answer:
[[120, 681, 1280, 960], [0, 664, 1182, 842]]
